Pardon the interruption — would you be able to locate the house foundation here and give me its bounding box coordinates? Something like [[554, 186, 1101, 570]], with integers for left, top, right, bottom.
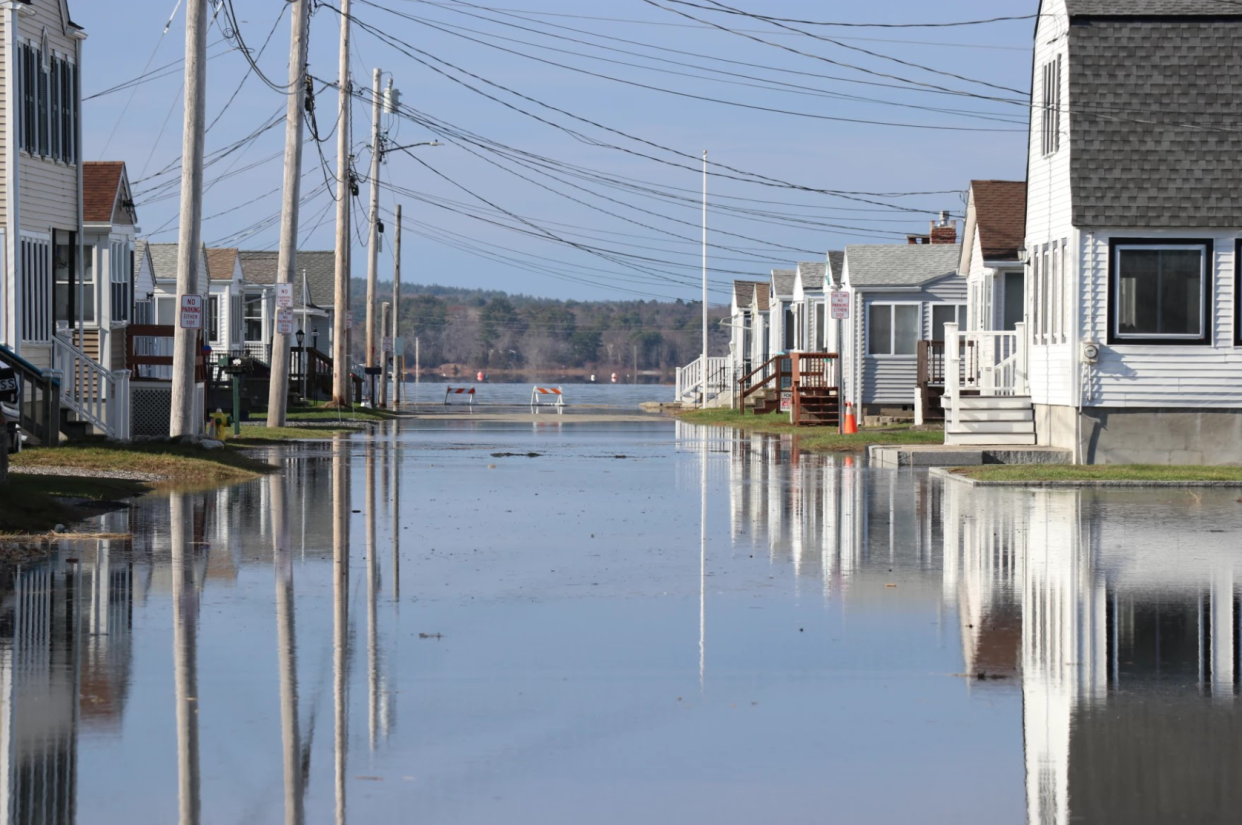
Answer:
[[1036, 405, 1242, 465]]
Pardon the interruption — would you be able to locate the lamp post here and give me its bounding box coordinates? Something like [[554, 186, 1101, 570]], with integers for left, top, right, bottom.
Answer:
[[296, 329, 305, 401]]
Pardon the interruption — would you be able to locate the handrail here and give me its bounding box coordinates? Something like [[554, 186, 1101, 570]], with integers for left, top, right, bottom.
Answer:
[[0, 342, 60, 444], [52, 333, 132, 440]]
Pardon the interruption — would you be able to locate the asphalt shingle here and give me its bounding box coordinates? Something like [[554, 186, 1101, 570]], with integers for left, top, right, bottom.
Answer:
[[239, 251, 337, 308], [844, 244, 960, 288], [771, 268, 796, 298], [796, 261, 826, 291]]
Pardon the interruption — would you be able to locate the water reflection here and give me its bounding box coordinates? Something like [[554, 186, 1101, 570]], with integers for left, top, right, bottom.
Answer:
[[1, 424, 1241, 822]]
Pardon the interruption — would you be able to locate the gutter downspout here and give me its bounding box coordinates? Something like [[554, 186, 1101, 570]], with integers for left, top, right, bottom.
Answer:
[[3, 2, 20, 354]]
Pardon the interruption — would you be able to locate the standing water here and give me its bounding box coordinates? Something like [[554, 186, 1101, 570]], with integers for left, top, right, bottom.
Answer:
[[1, 419, 1239, 823]]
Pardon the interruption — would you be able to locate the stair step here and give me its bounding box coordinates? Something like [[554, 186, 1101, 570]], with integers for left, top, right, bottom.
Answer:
[[956, 409, 1034, 423], [948, 421, 1035, 435], [945, 432, 1038, 446], [945, 395, 1032, 410]]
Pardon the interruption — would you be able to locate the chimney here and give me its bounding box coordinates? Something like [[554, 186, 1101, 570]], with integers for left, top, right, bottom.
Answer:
[[930, 210, 957, 245]]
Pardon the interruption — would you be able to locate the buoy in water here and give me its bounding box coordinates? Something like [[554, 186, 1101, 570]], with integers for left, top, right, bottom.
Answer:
[[610, 372, 618, 383], [477, 371, 485, 382], [590, 374, 596, 383]]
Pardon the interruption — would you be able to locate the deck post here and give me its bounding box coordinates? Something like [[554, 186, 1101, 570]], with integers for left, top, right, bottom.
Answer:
[[945, 323, 960, 432]]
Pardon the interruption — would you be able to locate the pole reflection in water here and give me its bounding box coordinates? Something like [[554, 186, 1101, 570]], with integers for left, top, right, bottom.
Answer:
[[272, 473, 304, 825], [366, 445, 379, 751], [391, 433, 400, 604], [332, 436, 350, 825], [170, 493, 200, 825]]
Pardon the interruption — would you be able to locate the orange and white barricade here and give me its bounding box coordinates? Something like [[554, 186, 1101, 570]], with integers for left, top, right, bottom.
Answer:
[[444, 386, 476, 405], [530, 386, 564, 407]]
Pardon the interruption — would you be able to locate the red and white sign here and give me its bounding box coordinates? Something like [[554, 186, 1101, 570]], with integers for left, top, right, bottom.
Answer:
[[830, 291, 850, 321], [275, 282, 294, 309], [382, 336, 393, 354], [276, 308, 295, 335], [780, 391, 793, 412], [179, 295, 203, 330]]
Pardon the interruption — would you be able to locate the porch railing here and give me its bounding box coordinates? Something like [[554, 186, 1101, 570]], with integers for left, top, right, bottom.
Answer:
[[676, 356, 732, 406], [51, 333, 132, 440], [944, 323, 1028, 429], [0, 342, 60, 445]]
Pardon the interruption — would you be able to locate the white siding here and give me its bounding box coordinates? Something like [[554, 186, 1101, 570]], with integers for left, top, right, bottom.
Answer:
[[1081, 228, 1242, 408], [0, 12, 8, 227]]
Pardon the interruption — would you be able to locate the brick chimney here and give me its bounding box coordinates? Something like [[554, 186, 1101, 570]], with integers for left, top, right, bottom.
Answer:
[[930, 210, 957, 245]]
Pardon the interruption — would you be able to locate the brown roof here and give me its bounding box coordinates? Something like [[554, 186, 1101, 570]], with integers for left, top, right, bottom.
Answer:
[[205, 248, 238, 282], [971, 180, 1027, 261], [83, 161, 125, 224]]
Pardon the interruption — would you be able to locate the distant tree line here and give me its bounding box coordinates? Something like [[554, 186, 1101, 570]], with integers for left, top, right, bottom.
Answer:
[[350, 281, 729, 372]]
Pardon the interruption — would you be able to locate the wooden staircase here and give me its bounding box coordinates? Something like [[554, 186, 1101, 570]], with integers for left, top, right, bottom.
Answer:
[[738, 353, 840, 427], [944, 395, 1036, 446]]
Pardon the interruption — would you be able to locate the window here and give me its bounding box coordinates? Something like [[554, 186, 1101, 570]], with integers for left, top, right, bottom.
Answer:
[[783, 307, 795, 350], [244, 293, 264, 342], [110, 241, 131, 323], [1111, 241, 1210, 343], [868, 303, 920, 356], [1041, 55, 1062, 157], [156, 295, 176, 326], [20, 235, 51, 343], [207, 295, 221, 342], [231, 294, 243, 346], [52, 231, 84, 324], [16, 42, 76, 161], [931, 304, 967, 341]]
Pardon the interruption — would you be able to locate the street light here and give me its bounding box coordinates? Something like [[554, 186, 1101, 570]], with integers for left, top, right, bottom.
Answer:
[[296, 329, 305, 400]]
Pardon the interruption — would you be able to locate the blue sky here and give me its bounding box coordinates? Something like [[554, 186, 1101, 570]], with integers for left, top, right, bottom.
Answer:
[[75, 1, 1034, 302]]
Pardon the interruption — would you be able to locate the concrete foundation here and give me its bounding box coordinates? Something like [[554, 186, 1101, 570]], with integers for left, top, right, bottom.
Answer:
[[869, 444, 1071, 468], [1080, 408, 1242, 465]]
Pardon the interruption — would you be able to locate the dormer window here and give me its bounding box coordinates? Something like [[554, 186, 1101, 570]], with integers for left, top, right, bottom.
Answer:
[[1041, 55, 1062, 157]]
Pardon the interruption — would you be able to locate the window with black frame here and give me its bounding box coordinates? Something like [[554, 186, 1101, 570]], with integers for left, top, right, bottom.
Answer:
[[1112, 243, 1208, 343]]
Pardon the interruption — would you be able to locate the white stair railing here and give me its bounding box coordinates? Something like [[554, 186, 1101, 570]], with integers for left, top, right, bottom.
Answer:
[[51, 333, 131, 440], [960, 326, 1027, 397], [676, 356, 731, 405]]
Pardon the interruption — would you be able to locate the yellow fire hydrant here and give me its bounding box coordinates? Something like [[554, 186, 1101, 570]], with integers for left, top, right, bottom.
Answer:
[[208, 409, 233, 441]]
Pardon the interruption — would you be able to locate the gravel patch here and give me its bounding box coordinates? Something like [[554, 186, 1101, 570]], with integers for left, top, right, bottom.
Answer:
[[11, 466, 167, 482]]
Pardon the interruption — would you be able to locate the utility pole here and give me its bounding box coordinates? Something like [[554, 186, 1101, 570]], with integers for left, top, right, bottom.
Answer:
[[415, 337, 420, 386], [391, 203, 402, 407], [267, 0, 311, 428], [169, 0, 208, 438], [364, 68, 383, 408], [331, 0, 353, 408], [701, 149, 708, 410], [379, 302, 390, 408]]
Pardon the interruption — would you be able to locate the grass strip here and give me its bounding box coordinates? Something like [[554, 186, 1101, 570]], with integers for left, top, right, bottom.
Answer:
[[229, 426, 355, 445], [10, 441, 275, 487], [952, 464, 1242, 483], [251, 403, 396, 423], [676, 408, 943, 452]]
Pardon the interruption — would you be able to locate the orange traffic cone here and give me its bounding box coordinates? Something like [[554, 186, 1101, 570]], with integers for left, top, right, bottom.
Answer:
[[842, 401, 858, 434]]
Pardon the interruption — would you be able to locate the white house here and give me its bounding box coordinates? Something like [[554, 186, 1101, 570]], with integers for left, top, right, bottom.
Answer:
[[960, 180, 1026, 334], [838, 234, 963, 418], [728, 279, 764, 382], [204, 248, 246, 357], [81, 161, 139, 375], [790, 261, 827, 352], [1016, 0, 1242, 463], [747, 278, 770, 370], [767, 268, 796, 356]]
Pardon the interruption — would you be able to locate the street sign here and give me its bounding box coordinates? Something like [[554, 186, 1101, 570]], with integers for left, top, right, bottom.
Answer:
[[830, 291, 850, 321], [392, 337, 404, 356], [0, 368, 18, 403], [276, 307, 295, 335], [382, 336, 393, 354], [780, 391, 793, 412], [275, 282, 294, 309], [180, 295, 203, 329]]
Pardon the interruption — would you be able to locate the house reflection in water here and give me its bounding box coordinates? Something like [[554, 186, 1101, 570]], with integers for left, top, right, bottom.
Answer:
[[720, 433, 1242, 824], [0, 509, 135, 825]]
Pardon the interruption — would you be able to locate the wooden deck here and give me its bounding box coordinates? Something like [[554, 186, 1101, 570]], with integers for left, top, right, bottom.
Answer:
[[738, 352, 841, 428]]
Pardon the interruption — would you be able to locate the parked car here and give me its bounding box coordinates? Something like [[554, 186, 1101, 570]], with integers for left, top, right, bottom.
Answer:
[[1, 401, 23, 454]]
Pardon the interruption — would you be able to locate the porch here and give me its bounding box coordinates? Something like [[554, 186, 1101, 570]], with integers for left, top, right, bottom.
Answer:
[[940, 323, 1035, 446], [737, 352, 840, 427]]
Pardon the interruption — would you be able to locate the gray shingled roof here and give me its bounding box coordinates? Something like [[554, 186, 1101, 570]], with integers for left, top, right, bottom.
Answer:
[[826, 251, 845, 287], [1069, 19, 1242, 227], [771, 268, 796, 298], [796, 261, 826, 291], [844, 244, 960, 288], [1067, 0, 1242, 14], [147, 243, 209, 284], [239, 251, 337, 308]]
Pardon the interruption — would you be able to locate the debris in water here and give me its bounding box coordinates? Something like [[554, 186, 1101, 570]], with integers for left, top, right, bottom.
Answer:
[[419, 633, 443, 640], [491, 452, 542, 458]]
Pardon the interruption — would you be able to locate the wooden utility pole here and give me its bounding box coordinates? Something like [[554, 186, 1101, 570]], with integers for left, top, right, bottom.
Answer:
[[364, 68, 383, 407], [170, 0, 208, 438], [391, 203, 402, 407], [379, 302, 390, 408], [331, 0, 353, 407], [267, 0, 311, 428]]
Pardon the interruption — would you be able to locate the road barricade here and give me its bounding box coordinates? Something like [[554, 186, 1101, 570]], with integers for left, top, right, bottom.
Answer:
[[530, 386, 565, 407], [444, 386, 476, 405]]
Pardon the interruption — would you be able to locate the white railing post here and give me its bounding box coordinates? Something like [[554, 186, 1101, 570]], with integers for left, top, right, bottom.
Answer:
[[945, 322, 960, 431], [675, 365, 683, 400], [114, 370, 132, 441], [1014, 322, 1029, 396]]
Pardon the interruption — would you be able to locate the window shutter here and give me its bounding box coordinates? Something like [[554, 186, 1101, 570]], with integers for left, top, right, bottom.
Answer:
[[37, 50, 48, 157], [49, 60, 60, 161], [1054, 55, 1062, 153]]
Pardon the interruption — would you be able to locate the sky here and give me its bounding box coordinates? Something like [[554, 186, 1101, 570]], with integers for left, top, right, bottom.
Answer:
[[74, 0, 1035, 303]]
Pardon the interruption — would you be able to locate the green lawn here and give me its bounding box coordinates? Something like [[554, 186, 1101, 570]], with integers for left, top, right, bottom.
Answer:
[[952, 464, 1242, 483], [676, 408, 943, 452], [230, 426, 356, 445]]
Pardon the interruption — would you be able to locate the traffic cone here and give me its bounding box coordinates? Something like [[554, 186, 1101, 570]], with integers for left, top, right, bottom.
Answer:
[[842, 402, 858, 434]]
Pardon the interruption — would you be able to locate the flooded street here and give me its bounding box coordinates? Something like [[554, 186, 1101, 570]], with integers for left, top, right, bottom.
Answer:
[[4, 420, 1242, 823]]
